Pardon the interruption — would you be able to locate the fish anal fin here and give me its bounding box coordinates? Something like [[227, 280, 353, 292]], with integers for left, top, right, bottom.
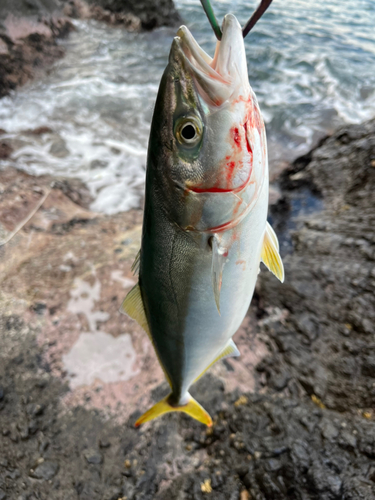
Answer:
[[120, 283, 151, 337], [266, 221, 279, 250], [211, 234, 228, 315], [194, 339, 240, 383], [135, 393, 212, 428], [120, 283, 172, 388], [261, 223, 284, 283]]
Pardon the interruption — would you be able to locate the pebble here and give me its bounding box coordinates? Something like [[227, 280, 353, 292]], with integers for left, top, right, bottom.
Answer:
[[29, 461, 59, 480], [84, 449, 103, 465]]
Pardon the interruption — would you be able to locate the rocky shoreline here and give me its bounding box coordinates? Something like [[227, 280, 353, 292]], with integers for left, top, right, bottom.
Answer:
[[0, 118, 374, 499], [0, 0, 181, 98]]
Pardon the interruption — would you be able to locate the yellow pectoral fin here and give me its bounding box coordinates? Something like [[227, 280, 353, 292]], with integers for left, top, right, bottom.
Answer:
[[135, 393, 212, 428], [261, 222, 284, 282]]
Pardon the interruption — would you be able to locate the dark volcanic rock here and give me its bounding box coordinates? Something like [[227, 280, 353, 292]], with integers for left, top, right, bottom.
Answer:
[[259, 118, 375, 414], [84, 0, 181, 30]]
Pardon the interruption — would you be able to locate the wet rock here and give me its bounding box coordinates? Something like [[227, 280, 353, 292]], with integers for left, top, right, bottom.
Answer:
[[29, 460, 59, 480], [84, 0, 181, 30]]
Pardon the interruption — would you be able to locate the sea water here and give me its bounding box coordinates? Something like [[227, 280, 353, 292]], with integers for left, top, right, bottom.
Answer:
[[0, 0, 374, 214]]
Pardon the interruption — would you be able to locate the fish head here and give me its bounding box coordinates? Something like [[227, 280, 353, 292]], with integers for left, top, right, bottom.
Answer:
[[149, 14, 268, 232]]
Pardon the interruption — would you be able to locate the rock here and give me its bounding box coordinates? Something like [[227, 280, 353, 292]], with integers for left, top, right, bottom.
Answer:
[[0, 1, 73, 98], [31, 303, 47, 315], [1, 120, 375, 500], [49, 139, 70, 158], [0, 0, 180, 97], [29, 461, 59, 480], [84, 0, 181, 30], [26, 403, 44, 417], [0, 141, 13, 159], [83, 449, 103, 464], [259, 118, 375, 414], [320, 419, 339, 441]]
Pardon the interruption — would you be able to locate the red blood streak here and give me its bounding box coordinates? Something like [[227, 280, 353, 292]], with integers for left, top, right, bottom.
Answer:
[[232, 127, 241, 148], [188, 186, 235, 194], [226, 160, 236, 184], [243, 121, 253, 154], [189, 167, 253, 195]]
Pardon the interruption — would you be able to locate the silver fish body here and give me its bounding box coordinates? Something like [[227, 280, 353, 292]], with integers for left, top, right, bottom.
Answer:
[[123, 14, 283, 426]]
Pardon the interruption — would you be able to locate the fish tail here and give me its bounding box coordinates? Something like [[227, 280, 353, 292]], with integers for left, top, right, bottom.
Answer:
[[135, 393, 212, 428]]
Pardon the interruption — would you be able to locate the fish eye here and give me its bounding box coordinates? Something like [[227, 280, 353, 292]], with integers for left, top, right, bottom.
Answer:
[[181, 123, 196, 141], [175, 116, 203, 148]]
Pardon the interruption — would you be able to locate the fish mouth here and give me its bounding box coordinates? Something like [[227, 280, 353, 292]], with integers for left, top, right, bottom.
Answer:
[[171, 14, 249, 107]]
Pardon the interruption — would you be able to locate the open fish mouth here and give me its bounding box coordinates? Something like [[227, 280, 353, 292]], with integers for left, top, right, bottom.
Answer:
[[172, 14, 249, 107]]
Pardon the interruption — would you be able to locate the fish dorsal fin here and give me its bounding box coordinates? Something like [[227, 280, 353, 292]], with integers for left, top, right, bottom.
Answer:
[[194, 339, 240, 383], [131, 249, 141, 275], [120, 283, 150, 338], [211, 234, 228, 315], [261, 222, 284, 282]]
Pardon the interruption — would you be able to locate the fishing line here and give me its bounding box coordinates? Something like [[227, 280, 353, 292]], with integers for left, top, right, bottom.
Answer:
[[199, 0, 274, 40]]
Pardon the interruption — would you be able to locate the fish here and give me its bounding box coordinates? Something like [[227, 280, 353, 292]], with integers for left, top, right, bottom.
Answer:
[[121, 12, 284, 427]]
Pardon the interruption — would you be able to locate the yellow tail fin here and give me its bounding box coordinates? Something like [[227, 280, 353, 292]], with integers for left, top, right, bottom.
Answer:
[[135, 393, 212, 428]]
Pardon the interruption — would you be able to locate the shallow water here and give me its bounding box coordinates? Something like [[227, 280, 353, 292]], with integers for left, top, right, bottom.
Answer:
[[0, 0, 374, 214]]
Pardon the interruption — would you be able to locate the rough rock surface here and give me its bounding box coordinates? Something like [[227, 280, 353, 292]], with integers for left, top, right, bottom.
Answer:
[[73, 0, 182, 30], [0, 119, 375, 499], [0, 0, 181, 97], [0, 0, 73, 98]]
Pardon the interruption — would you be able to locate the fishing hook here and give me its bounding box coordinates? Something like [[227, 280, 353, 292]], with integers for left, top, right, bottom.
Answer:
[[199, 0, 273, 40]]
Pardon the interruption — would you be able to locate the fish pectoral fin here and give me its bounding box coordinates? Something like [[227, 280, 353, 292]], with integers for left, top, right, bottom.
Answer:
[[194, 339, 240, 383], [131, 249, 141, 275], [261, 222, 284, 283], [120, 283, 150, 337], [211, 234, 228, 315], [135, 393, 212, 428]]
